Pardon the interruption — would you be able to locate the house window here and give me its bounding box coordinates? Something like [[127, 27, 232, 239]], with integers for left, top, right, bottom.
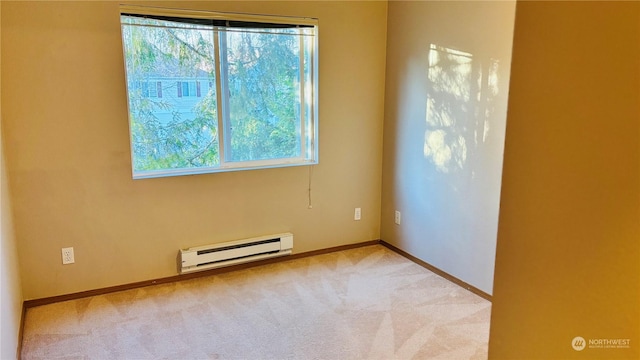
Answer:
[[120, 6, 318, 179], [130, 81, 161, 98], [145, 81, 159, 98], [177, 81, 200, 97]]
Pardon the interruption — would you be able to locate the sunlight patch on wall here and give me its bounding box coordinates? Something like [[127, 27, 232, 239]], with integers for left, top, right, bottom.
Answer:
[[424, 44, 500, 174]]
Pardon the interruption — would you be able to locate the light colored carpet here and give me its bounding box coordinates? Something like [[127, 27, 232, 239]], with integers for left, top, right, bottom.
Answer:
[[21, 245, 491, 359]]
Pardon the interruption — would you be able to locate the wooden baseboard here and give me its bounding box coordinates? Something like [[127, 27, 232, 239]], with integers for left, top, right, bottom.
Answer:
[[23, 240, 381, 309], [379, 240, 492, 301], [23, 239, 490, 309], [17, 238, 491, 360]]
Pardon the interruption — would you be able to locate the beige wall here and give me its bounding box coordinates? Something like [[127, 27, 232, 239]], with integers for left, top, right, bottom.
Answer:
[[489, 1, 639, 358], [1, 1, 387, 300], [381, 1, 515, 294], [1, 128, 22, 360], [1, 0, 25, 353]]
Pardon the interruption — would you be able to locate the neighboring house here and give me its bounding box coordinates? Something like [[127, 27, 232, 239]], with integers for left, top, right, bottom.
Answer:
[[129, 69, 214, 124]]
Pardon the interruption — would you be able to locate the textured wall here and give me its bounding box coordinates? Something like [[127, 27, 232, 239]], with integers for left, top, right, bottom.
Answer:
[[0, 138, 22, 360], [489, 1, 639, 358], [381, 1, 516, 294], [1, 1, 387, 300], [1, 0, 25, 351]]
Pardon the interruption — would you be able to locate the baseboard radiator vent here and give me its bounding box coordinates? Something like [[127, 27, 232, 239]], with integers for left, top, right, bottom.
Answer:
[[179, 233, 293, 274]]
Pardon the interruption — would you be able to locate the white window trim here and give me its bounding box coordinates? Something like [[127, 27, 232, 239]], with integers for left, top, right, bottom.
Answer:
[[120, 5, 319, 179]]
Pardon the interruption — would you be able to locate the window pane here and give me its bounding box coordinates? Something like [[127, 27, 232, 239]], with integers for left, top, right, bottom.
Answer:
[[302, 30, 315, 160], [120, 8, 318, 178], [121, 17, 219, 173], [147, 82, 158, 97], [223, 29, 302, 162]]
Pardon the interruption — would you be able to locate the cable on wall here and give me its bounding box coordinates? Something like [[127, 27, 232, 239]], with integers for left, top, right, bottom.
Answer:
[[308, 165, 314, 209]]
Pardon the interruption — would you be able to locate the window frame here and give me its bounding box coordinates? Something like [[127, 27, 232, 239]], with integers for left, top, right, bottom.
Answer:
[[120, 5, 319, 179]]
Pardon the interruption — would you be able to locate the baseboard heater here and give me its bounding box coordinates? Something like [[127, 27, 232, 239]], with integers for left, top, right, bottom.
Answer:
[[179, 233, 293, 274]]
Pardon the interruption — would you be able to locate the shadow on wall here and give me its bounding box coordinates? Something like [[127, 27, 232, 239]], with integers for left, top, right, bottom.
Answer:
[[424, 44, 501, 177]]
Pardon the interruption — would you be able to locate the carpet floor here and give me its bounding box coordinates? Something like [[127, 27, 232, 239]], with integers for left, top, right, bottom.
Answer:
[[21, 244, 491, 359]]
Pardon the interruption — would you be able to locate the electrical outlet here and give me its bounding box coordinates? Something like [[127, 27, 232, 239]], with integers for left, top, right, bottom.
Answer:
[[394, 210, 401, 225], [62, 247, 75, 265], [354, 207, 361, 221]]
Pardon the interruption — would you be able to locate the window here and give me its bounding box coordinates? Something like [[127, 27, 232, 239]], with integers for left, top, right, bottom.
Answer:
[[120, 6, 318, 179], [130, 81, 161, 98], [146, 82, 159, 98], [177, 81, 200, 97]]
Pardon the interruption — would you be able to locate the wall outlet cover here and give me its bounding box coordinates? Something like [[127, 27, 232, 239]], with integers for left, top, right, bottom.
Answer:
[[62, 247, 75, 265]]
